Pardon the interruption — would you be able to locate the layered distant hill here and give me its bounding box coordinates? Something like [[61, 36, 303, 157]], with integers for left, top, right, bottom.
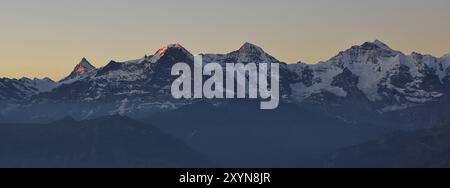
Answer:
[[1, 40, 450, 128], [328, 120, 450, 168], [0, 115, 207, 167]]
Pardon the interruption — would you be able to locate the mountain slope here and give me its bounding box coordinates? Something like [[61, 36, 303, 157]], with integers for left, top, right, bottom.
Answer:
[[1, 41, 450, 129], [146, 101, 390, 167], [288, 40, 448, 106], [327, 121, 450, 168], [15, 44, 197, 122], [7, 43, 288, 122], [288, 40, 450, 128]]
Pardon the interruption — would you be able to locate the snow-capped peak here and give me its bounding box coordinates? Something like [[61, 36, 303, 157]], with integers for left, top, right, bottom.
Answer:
[[150, 43, 192, 63], [30, 77, 57, 92], [155, 44, 187, 55], [0, 77, 57, 101], [74, 58, 96, 74]]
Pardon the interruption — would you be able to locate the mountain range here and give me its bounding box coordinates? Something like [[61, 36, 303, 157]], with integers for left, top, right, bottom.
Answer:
[[2, 40, 450, 167], [0, 115, 207, 167], [328, 120, 450, 168], [1, 40, 450, 128]]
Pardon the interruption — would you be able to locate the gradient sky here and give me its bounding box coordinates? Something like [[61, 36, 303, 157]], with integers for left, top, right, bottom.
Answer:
[[1, 0, 450, 80]]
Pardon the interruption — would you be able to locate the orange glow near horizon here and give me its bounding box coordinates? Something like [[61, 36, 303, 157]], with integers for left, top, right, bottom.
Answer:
[[0, 0, 449, 80]]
